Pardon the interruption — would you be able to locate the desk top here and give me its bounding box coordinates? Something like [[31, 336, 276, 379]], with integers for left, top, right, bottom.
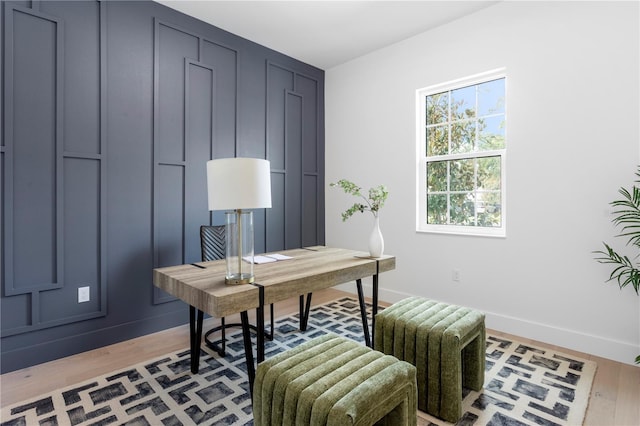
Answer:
[[153, 246, 395, 318]]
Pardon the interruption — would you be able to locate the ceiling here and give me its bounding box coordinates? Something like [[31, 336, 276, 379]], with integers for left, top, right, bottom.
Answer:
[[155, 1, 499, 70]]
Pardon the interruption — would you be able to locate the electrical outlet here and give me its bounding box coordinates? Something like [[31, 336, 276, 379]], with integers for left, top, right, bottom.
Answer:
[[78, 286, 90, 303], [452, 269, 461, 282]]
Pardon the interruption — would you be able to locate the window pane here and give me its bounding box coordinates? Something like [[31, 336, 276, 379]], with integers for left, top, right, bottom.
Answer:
[[451, 120, 475, 154], [427, 125, 448, 156], [450, 193, 474, 225], [418, 72, 506, 236], [477, 156, 501, 190], [450, 159, 474, 191], [451, 85, 476, 119], [427, 194, 447, 224], [478, 116, 505, 150], [427, 161, 447, 192], [426, 92, 448, 125], [477, 192, 502, 227], [478, 78, 505, 116]]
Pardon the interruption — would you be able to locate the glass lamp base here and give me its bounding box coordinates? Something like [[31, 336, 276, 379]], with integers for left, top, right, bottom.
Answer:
[[224, 210, 255, 286], [225, 273, 255, 285]]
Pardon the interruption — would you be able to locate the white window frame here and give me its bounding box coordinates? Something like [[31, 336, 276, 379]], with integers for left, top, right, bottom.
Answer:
[[416, 69, 507, 237]]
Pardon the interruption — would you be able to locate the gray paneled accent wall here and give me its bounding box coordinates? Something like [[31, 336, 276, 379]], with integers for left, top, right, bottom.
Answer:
[[1, 0, 324, 373], [266, 62, 323, 251], [2, 1, 107, 336]]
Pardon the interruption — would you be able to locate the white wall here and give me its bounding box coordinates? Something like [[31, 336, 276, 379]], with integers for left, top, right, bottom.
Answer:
[[325, 1, 639, 365]]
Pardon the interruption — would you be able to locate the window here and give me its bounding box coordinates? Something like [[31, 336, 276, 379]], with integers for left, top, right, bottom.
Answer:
[[416, 70, 506, 237]]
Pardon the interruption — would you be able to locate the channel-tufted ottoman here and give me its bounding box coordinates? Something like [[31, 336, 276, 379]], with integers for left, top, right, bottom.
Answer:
[[253, 333, 417, 426], [374, 297, 485, 422]]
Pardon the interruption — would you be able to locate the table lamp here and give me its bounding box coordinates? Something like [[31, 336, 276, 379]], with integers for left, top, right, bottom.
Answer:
[[207, 157, 272, 285]]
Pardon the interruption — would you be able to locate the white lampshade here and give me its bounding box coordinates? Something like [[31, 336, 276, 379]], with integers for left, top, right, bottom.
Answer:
[[207, 157, 272, 211]]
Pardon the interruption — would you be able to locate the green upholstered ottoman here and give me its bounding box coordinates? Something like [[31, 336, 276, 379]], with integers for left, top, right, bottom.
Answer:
[[253, 333, 417, 426], [374, 297, 485, 423]]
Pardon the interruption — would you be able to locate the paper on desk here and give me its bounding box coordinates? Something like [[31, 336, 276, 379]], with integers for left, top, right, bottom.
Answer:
[[265, 253, 293, 261], [243, 254, 294, 264], [244, 255, 277, 264]]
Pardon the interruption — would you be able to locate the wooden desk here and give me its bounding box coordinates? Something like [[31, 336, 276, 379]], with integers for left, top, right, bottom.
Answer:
[[153, 246, 395, 390]]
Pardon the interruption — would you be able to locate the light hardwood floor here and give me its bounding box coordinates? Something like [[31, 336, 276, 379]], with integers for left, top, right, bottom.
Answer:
[[1, 288, 638, 425]]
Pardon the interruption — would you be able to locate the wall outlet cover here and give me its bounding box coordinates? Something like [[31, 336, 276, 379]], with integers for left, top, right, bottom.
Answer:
[[78, 286, 90, 303]]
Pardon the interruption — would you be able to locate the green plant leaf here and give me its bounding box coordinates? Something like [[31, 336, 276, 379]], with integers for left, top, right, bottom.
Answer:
[[594, 242, 640, 294], [330, 179, 388, 221], [596, 166, 640, 295]]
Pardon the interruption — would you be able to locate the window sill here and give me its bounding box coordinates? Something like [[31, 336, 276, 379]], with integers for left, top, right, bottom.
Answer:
[[416, 226, 506, 238]]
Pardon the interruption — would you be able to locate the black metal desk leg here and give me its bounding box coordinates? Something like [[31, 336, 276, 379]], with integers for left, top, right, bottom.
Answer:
[[257, 287, 265, 363], [269, 303, 275, 340], [240, 311, 256, 399], [189, 306, 204, 374], [252, 284, 266, 363], [299, 293, 313, 331], [372, 273, 379, 348], [356, 279, 371, 347], [256, 305, 265, 363]]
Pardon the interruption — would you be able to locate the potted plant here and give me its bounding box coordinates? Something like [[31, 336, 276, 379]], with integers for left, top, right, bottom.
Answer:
[[594, 167, 640, 364], [330, 179, 388, 258]]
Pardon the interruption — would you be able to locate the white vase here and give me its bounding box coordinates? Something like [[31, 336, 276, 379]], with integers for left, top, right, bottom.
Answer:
[[368, 215, 384, 258]]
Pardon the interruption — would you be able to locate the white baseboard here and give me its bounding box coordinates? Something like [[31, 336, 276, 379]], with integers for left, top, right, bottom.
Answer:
[[483, 310, 638, 366], [336, 282, 639, 366]]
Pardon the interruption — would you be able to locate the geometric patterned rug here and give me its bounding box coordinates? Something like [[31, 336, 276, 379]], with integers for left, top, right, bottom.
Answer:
[[0, 297, 596, 426]]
